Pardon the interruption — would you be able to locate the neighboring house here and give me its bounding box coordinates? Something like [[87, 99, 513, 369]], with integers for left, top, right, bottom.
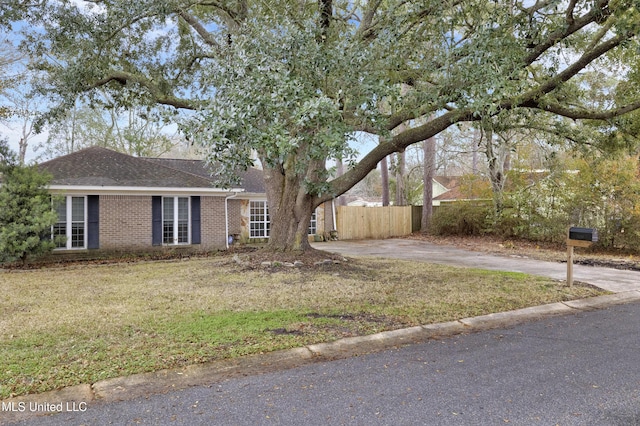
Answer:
[[343, 177, 470, 207], [432, 176, 490, 205], [432, 176, 464, 205], [39, 147, 335, 254], [345, 196, 383, 207]]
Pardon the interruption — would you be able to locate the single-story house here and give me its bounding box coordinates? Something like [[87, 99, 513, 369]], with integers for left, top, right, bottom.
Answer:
[[345, 196, 383, 207], [432, 176, 492, 205], [38, 147, 336, 254], [432, 176, 464, 206]]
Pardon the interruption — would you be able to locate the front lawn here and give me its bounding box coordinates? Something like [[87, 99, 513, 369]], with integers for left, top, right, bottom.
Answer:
[[0, 256, 604, 398]]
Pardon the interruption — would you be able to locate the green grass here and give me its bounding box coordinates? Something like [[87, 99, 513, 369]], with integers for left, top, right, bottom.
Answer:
[[0, 256, 605, 399]]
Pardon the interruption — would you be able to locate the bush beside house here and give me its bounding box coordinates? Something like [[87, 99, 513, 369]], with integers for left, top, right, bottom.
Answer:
[[0, 143, 58, 264]]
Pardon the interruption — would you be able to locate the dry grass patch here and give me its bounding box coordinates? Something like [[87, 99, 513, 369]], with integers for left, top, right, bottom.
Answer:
[[0, 256, 604, 398]]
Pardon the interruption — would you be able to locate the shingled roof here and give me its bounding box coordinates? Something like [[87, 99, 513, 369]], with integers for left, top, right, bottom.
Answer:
[[39, 146, 265, 192], [143, 157, 265, 193]]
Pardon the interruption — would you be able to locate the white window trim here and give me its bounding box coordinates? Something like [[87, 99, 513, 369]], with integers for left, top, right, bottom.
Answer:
[[308, 208, 318, 235], [162, 196, 191, 245], [249, 200, 270, 238], [53, 196, 87, 250], [248, 202, 317, 238]]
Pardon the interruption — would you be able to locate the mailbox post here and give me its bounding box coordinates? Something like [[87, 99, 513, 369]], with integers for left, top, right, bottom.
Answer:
[[566, 227, 598, 287]]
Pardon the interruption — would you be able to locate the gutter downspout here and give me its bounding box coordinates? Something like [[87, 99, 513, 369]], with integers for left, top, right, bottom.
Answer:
[[332, 198, 337, 231], [225, 191, 239, 249]]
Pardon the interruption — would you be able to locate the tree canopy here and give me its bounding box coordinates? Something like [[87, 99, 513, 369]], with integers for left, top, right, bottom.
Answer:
[[4, 0, 640, 251]]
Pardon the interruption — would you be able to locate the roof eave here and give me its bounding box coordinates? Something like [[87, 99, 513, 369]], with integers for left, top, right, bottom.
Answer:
[[48, 185, 246, 196]]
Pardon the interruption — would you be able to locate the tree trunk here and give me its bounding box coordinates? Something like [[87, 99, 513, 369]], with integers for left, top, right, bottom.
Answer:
[[472, 127, 480, 174], [421, 136, 436, 231], [267, 200, 314, 252], [18, 118, 34, 165], [262, 163, 315, 252], [18, 137, 27, 165], [484, 129, 507, 215], [381, 155, 390, 206], [336, 158, 346, 206], [395, 149, 407, 206]]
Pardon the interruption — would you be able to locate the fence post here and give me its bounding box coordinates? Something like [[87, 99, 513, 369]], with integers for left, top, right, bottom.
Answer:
[[567, 244, 574, 287]]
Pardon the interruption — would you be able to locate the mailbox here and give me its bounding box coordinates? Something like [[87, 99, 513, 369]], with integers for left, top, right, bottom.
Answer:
[[566, 227, 598, 287], [568, 227, 598, 243]]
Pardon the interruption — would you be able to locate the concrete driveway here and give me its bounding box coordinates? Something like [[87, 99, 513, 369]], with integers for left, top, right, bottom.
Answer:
[[313, 238, 640, 294]]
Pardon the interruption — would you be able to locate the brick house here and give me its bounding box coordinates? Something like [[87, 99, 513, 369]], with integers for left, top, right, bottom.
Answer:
[[39, 147, 335, 254]]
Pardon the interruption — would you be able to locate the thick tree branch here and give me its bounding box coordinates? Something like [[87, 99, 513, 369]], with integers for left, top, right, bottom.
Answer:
[[89, 72, 198, 110], [177, 9, 222, 51], [523, 0, 553, 15], [360, 0, 381, 31], [325, 22, 637, 202], [386, 103, 437, 132], [585, 15, 616, 52], [318, 0, 333, 41], [382, 2, 613, 133], [321, 108, 478, 203], [356, 0, 382, 40], [566, 0, 578, 24], [528, 99, 640, 120], [524, 32, 625, 100], [197, 0, 247, 24], [523, 0, 608, 66]]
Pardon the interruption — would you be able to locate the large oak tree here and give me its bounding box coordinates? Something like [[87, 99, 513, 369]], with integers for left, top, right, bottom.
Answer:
[[5, 0, 640, 252]]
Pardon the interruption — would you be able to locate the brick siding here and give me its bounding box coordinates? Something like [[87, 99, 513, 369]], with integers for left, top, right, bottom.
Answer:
[[100, 195, 152, 249], [97, 195, 335, 251], [200, 196, 230, 250], [227, 199, 243, 236]]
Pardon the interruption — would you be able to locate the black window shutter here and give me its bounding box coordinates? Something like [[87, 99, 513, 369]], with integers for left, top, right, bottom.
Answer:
[[87, 195, 100, 249], [191, 196, 201, 245], [152, 196, 162, 246]]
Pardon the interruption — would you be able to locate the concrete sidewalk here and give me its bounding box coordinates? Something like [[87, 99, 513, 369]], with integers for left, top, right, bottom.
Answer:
[[313, 238, 640, 294], [3, 239, 640, 424]]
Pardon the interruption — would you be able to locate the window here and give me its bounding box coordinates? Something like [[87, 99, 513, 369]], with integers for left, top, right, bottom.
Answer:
[[249, 202, 316, 238], [308, 209, 317, 235], [53, 196, 86, 249], [163, 197, 190, 244], [250, 201, 270, 238]]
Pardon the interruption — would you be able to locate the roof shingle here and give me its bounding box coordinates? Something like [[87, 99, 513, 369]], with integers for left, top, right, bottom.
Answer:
[[39, 146, 265, 192], [143, 157, 265, 193]]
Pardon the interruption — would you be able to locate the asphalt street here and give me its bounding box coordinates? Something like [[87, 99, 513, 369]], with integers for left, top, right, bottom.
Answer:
[[8, 301, 640, 426]]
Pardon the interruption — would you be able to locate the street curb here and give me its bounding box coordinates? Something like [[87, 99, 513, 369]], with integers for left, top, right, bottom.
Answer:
[[458, 302, 574, 329], [92, 347, 316, 403], [3, 292, 640, 424], [562, 290, 640, 309]]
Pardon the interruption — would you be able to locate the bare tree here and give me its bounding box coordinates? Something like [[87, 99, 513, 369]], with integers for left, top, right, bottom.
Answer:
[[394, 149, 407, 206], [380, 135, 390, 206], [421, 135, 437, 231], [1, 88, 41, 164]]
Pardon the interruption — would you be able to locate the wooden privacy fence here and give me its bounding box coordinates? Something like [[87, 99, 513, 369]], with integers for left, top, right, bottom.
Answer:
[[336, 206, 413, 240]]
